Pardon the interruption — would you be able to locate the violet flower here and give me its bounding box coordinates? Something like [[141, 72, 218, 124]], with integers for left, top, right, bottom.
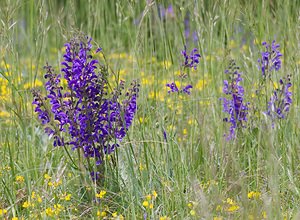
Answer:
[[267, 75, 292, 120], [258, 40, 282, 77], [166, 82, 192, 95], [181, 46, 201, 70], [32, 36, 139, 168], [221, 60, 249, 140]]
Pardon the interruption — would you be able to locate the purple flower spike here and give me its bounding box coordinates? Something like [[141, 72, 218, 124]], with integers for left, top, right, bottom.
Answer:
[[258, 40, 282, 77], [182, 84, 193, 95], [32, 36, 140, 172], [267, 75, 292, 120], [181, 46, 201, 70], [166, 82, 179, 93], [221, 60, 249, 140]]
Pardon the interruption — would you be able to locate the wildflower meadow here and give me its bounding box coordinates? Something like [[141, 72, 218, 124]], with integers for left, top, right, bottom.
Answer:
[[1, 0, 300, 219]]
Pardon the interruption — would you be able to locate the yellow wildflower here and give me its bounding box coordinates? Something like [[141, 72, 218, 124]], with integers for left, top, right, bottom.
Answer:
[[213, 217, 223, 220], [54, 204, 62, 215], [0, 209, 7, 215], [149, 203, 154, 209], [37, 196, 42, 203], [112, 212, 118, 217], [190, 209, 196, 216], [16, 175, 25, 183], [22, 201, 32, 208], [31, 191, 36, 199], [139, 163, 145, 171], [160, 60, 172, 69], [12, 217, 19, 220], [45, 207, 54, 217], [96, 190, 106, 199], [142, 200, 149, 207], [97, 211, 107, 217], [152, 190, 157, 199], [159, 216, 170, 220], [64, 193, 71, 201], [0, 111, 10, 117], [145, 194, 152, 201], [248, 191, 261, 199], [227, 205, 239, 212], [44, 174, 51, 180], [187, 202, 193, 208]]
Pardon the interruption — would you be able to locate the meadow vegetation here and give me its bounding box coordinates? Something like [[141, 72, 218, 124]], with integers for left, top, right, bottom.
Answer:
[[0, 0, 300, 219]]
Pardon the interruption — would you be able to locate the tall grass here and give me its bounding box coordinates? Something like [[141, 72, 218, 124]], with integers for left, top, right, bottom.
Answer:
[[0, 0, 300, 219]]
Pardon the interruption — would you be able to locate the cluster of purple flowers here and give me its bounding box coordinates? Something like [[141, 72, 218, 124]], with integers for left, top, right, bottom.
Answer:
[[166, 82, 193, 95], [267, 76, 292, 120], [165, 46, 200, 95], [32, 36, 139, 166], [181, 46, 201, 70], [221, 60, 249, 140], [258, 40, 282, 77]]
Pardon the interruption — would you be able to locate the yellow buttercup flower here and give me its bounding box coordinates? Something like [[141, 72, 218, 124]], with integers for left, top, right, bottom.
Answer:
[[142, 200, 149, 207]]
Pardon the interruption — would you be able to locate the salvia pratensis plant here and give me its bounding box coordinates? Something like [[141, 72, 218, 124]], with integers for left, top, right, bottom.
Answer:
[[32, 36, 139, 184], [165, 46, 200, 95], [267, 75, 292, 121], [257, 40, 292, 123], [221, 60, 249, 140], [258, 40, 282, 78]]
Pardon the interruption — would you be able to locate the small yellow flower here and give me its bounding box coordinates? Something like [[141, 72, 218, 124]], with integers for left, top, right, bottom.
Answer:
[[45, 207, 54, 216], [12, 217, 19, 220], [142, 200, 149, 207], [54, 204, 62, 215], [64, 193, 71, 201], [149, 203, 154, 209], [44, 174, 51, 180], [97, 211, 107, 217], [152, 190, 157, 199], [22, 201, 32, 208], [190, 209, 196, 216], [187, 202, 193, 208], [0, 209, 7, 215], [159, 216, 170, 220], [31, 191, 36, 199], [248, 191, 261, 199], [139, 163, 145, 171], [37, 196, 42, 203], [213, 217, 223, 220], [112, 212, 118, 217], [16, 175, 24, 183], [145, 194, 152, 201], [227, 205, 240, 212], [96, 190, 106, 199]]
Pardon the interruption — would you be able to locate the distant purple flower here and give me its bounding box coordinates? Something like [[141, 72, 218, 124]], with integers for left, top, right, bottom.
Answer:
[[166, 82, 179, 93], [267, 75, 292, 120], [182, 84, 193, 95], [221, 60, 249, 140], [181, 46, 201, 70], [258, 40, 282, 77], [158, 4, 174, 19], [166, 82, 192, 95]]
